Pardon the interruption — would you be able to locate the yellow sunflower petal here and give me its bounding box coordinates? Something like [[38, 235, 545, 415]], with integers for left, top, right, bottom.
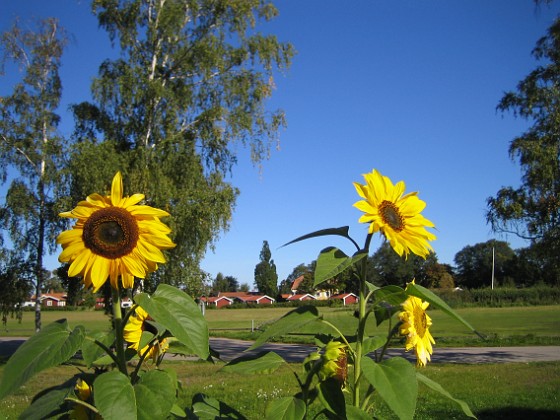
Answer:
[[111, 172, 123, 206]]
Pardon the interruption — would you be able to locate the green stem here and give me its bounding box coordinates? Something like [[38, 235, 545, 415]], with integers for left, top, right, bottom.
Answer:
[[111, 288, 128, 376], [352, 233, 373, 407]]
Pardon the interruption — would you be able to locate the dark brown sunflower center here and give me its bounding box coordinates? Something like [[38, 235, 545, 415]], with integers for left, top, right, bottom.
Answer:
[[379, 200, 404, 231], [82, 207, 139, 259]]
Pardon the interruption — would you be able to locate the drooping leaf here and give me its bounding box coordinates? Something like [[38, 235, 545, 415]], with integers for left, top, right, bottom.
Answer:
[[362, 336, 387, 355], [416, 372, 476, 418], [317, 378, 346, 418], [373, 301, 399, 326], [135, 284, 209, 359], [250, 306, 320, 350], [315, 247, 367, 286], [222, 351, 286, 374], [361, 356, 417, 420], [282, 226, 355, 248], [18, 386, 73, 420], [82, 330, 115, 368], [0, 319, 85, 399], [405, 283, 477, 333], [191, 393, 246, 419], [94, 371, 136, 420], [134, 370, 176, 419], [373, 285, 407, 306], [265, 397, 306, 420]]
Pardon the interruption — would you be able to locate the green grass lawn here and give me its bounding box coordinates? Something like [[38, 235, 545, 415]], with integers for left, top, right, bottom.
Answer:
[[2, 305, 559, 346], [0, 361, 558, 419]]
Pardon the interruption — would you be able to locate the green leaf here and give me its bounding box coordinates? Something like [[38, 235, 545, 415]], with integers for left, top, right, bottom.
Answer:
[[282, 226, 354, 247], [317, 378, 346, 418], [405, 283, 477, 333], [373, 285, 407, 306], [19, 386, 73, 420], [373, 301, 399, 326], [265, 397, 306, 420], [362, 336, 387, 355], [94, 371, 136, 420], [416, 372, 476, 418], [192, 393, 246, 419], [82, 330, 115, 368], [135, 370, 176, 419], [361, 356, 417, 420], [345, 405, 373, 420], [222, 351, 286, 374], [250, 306, 320, 350], [0, 319, 85, 400], [315, 247, 367, 286], [135, 284, 209, 359]]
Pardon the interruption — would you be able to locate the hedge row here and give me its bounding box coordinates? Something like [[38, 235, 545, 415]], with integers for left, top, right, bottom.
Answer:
[[433, 285, 560, 308]]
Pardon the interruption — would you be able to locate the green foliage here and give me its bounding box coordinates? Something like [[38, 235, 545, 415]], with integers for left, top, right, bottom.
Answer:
[[0, 18, 69, 332], [0, 252, 33, 327], [254, 240, 279, 296], [487, 16, 560, 285], [67, 0, 294, 291]]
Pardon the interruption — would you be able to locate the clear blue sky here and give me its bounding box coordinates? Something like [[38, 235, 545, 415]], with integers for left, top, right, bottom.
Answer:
[[1, 1, 558, 288]]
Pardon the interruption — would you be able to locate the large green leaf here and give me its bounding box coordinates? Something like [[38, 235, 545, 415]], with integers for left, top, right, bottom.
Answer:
[[361, 356, 417, 420], [135, 370, 177, 419], [265, 397, 306, 420], [0, 319, 85, 400], [94, 371, 136, 420], [317, 378, 346, 418], [405, 283, 477, 333], [192, 393, 246, 419], [222, 351, 286, 374], [18, 386, 73, 420], [345, 405, 373, 419], [82, 330, 115, 367], [416, 372, 476, 418], [135, 284, 209, 359], [315, 247, 367, 286], [250, 306, 320, 350]]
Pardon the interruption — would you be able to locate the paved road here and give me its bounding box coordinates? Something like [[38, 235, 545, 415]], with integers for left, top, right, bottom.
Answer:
[[1, 336, 559, 364]]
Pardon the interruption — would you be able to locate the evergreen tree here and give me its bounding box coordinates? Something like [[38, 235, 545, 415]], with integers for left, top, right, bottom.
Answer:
[[254, 240, 278, 296]]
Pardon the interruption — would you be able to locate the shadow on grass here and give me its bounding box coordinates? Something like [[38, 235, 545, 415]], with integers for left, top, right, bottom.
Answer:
[[477, 407, 560, 419]]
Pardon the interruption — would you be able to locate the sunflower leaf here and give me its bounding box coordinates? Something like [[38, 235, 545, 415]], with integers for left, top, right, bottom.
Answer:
[[361, 356, 417, 420], [134, 370, 177, 419], [135, 284, 209, 360], [222, 351, 286, 374], [416, 372, 476, 418], [94, 371, 136, 420], [0, 319, 85, 400], [250, 306, 320, 350], [317, 378, 346, 418], [314, 247, 367, 286], [405, 283, 478, 334], [265, 396, 306, 420], [281, 226, 353, 247]]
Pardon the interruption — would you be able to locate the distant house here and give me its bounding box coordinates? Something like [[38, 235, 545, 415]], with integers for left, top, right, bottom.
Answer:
[[201, 296, 233, 308], [331, 293, 359, 306], [290, 275, 305, 295], [217, 292, 275, 305], [30, 292, 67, 308], [286, 293, 316, 302]]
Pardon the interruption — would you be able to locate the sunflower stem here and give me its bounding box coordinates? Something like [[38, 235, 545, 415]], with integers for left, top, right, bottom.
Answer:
[[352, 233, 374, 408], [111, 288, 128, 376]]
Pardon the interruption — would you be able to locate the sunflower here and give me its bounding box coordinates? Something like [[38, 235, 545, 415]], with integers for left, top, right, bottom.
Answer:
[[399, 285, 435, 367], [353, 169, 436, 259], [319, 340, 348, 386], [123, 305, 168, 362], [57, 172, 175, 291]]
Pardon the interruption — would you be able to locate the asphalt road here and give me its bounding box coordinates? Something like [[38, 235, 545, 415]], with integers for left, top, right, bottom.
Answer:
[[1, 336, 559, 364]]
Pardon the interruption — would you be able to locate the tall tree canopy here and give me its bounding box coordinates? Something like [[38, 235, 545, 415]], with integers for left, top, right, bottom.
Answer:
[[254, 240, 277, 296], [487, 16, 560, 285], [0, 18, 68, 331], [68, 0, 294, 292]]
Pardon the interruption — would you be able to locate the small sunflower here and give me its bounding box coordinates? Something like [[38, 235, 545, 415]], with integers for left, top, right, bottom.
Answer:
[[353, 169, 436, 258], [123, 305, 168, 362], [57, 172, 175, 291], [319, 340, 348, 386], [399, 284, 435, 367]]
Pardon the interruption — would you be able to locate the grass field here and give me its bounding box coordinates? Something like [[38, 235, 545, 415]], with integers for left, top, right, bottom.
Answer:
[[0, 360, 558, 419], [2, 305, 559, 346]]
